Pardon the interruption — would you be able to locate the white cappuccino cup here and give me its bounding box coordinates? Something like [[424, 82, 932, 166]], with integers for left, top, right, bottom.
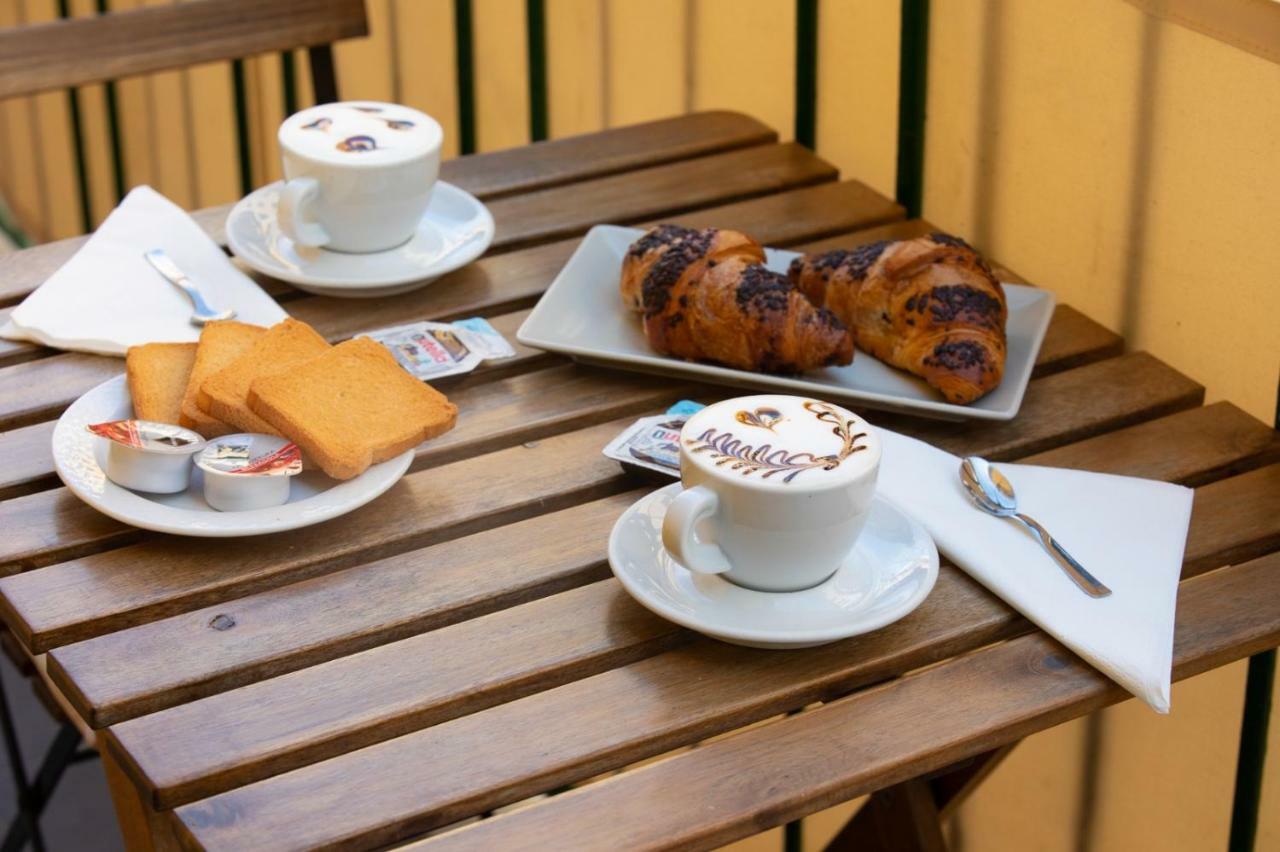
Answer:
[[276, 101, 443, 253], [662, 394, 881, 592]]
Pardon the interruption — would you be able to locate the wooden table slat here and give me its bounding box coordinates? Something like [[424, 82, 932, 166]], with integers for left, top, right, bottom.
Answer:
[[405, 551, 1280, 852], [89, 414, 1280, 810], [0, 351, 1203, 619], [45, 401, 1277, 732], [0, 111, 778, 308], [441, 111, 776, 200], [0, 294, 1122, 504], [485, 143, 836, 252], [0, 177, 899, 432], [157, 463, 1280, 845]]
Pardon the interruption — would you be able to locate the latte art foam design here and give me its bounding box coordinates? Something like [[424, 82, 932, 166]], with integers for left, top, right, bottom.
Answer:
[[280, 102, 438, 164], [681, 395, 879, 488]]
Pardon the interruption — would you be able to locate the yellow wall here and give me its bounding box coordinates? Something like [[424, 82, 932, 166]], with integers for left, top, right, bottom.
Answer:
[[0, 2, 1277, 848]]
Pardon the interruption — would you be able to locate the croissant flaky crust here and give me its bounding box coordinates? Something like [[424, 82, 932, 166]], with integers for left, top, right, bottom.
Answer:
[[621, 224, 854, 373], [789, 233, 1007, 404]]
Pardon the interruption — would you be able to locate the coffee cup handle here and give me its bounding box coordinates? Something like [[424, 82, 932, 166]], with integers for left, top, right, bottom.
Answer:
[[277, 177, 330, 247], [662, 485, 733, 575]]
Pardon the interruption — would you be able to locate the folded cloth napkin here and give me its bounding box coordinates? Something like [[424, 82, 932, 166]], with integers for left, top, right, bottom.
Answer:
[[876, 428, 1191, 713], [1, 186, 287, 354]]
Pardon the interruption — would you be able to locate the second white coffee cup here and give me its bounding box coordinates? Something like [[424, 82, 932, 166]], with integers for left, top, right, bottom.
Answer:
[[277, 101, 443, 253], [662, 394, 881, 592]]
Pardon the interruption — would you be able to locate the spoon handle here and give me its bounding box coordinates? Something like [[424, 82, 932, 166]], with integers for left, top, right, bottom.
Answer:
[[1014, 513, 1112, 598]]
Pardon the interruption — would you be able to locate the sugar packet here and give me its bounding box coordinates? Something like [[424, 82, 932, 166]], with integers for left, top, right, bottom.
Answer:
[[602, 400, 706, 477], [362, 317, 516, 381]]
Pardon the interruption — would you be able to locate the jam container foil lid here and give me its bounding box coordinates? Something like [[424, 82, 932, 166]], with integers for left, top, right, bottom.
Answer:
[[87, 419, 206, 453], [198, 439, 303, 476]]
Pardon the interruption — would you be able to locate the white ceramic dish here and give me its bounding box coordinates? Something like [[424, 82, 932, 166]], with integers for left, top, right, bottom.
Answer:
[[609, 484, 939, 649], [55, 376, 411, 537], [225, 179, 494, 298], [518, 225, 1055, 421]]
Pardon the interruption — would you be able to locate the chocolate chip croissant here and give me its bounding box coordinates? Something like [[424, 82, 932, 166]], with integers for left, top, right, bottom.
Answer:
[[621, 225, 854, 373], [788, 233, 1007, 403]]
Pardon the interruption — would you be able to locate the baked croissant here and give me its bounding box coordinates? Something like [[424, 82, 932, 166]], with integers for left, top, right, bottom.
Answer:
[[622, 225, 853, 373], [788, 233, 1006, 403], [620, 224, 764, 313]]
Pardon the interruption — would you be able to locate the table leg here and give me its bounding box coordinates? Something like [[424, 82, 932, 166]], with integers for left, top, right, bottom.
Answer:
[[823, 744, 1018, 852], [101, 747, 181, 852]]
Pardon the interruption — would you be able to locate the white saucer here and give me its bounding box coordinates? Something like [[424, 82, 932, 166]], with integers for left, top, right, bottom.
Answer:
[[52, 375, 412, 537], [608, 484, 939, 649], [225, 180, 495, 298]]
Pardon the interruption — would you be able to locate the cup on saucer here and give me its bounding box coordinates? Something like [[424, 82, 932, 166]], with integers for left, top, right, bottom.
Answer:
[[662, 394, 881, 593], [276, 101, 443, 254]]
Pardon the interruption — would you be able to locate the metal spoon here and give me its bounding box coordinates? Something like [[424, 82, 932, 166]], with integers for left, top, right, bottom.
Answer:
[[144, 249, 236, 325], [960, 456, 1112, 598]]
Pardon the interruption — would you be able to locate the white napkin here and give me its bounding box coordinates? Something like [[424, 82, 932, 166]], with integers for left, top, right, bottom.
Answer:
[[877, 428, 1192, 712], [1, 186, 287, 354]]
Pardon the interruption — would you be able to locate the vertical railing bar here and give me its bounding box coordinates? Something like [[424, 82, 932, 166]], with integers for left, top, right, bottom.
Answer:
[[307, 45, 340, 104], [454, 0, 477, 154], [793, 0, 818, 149], [895, 0, 929, 218], [1225, 376, 1280, 852], [280, 51, 299, 118], [56, 0, 93, 233], [525, 0, 548, 142], [231, 59, 253, 197], [95, 0, 126, 204]]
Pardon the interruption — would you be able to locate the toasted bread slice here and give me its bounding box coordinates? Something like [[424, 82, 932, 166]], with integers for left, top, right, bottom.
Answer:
[[198, 318, 330, 436], [125, 342, 197, 426], [180, 320, 267, 438], [248, 337, 457, 480]]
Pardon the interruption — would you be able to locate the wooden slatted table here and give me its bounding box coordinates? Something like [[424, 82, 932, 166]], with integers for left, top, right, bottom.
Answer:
[[0, 112, 1276, 851]]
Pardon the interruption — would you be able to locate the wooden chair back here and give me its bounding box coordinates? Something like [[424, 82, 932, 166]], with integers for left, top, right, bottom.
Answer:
[[0, 0, 367, 101]]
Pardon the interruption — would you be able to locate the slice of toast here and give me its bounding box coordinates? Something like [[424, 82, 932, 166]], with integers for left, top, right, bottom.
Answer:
[[198, 318, 331, 436], [248, 337, 457, 480], [125, 342, 197, 425], [180, 320, 267, 438]]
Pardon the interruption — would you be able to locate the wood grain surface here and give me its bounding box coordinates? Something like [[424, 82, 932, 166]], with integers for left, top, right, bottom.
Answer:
[[45, 402, 1278, 732], [160, 465, 1278, 846], [0, 177, 900, 431], [0, 114, 1273, 851], [0, 0, 368, 99], [102, 456, 1279, 813], [407, 552, 1280, 852], [0, 110, 780, 308]]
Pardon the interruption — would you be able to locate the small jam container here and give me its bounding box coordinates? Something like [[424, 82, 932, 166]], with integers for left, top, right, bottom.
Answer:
[[87, 420, 207, 493], [196, 434, 303, 512]]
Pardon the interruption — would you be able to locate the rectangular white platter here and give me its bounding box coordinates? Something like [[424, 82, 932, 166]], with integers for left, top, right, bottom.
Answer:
[[518, 225, 1055, 421]]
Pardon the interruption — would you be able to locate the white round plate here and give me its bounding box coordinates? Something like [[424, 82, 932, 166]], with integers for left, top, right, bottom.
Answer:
[[225, 179, 495, 298], [608, 484, 939, 649], [52, 375, 412, 537]]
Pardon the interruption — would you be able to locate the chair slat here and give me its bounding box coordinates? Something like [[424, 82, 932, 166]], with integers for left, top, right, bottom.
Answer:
[[403, 551, 1280, 852], [0, 0, 368, 99]]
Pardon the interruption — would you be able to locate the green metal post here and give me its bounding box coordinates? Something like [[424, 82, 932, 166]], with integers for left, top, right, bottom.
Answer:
[[454, 0, 477, 155], [895, 0, 929, 218], [231, 60, 253, 197], [794, 0, 818, 149], [526, 0, 548, 142], [95, 0, 125, 204], [57, 0, 93, 233], [281, 51, 299, 117]]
